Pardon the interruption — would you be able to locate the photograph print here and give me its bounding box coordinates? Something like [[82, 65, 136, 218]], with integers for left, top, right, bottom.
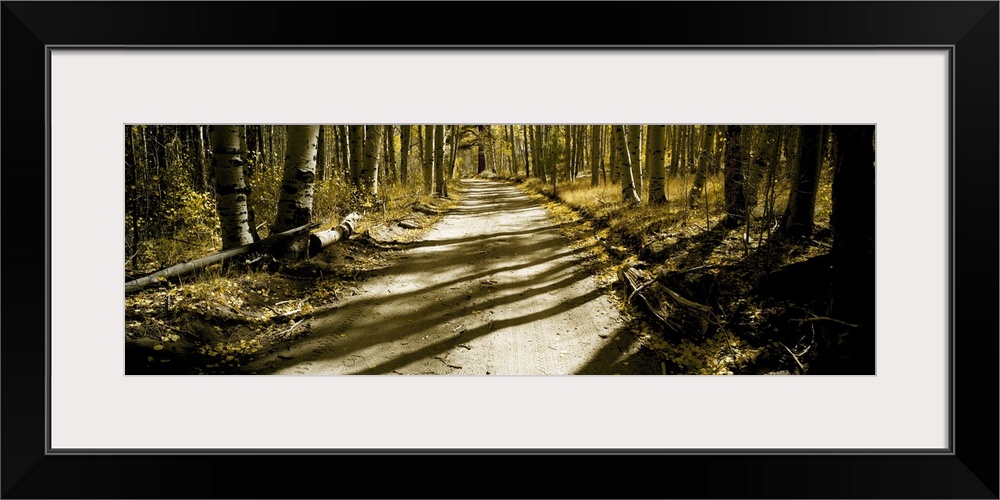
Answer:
[[125, 124, 875, 375]]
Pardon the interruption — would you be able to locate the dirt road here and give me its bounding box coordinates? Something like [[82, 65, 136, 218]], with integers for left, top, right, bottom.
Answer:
[[245, 179, 661, 375]]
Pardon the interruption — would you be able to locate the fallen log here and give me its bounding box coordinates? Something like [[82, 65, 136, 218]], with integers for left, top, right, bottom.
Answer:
[[619, 264, 713, 335], [309, 212, 361, 258], [125, 244, 254, 294], [125, 222, 317, 294], [125, 214, 359, 294]]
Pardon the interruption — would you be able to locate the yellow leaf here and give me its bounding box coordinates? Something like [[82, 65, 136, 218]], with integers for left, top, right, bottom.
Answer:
[[153, 344, 164, 350], [225, 355, 234, 361], [157, 276, 166, 282], [147, 356, 155, 362]]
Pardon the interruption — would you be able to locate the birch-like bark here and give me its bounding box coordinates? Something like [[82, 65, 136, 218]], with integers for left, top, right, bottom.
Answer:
[[448, 125, 459, 179], [647, 125, 667, 204], [615, 125, 641, 204], [422, 125, 434, 193], [210, 125, 253, 249], [348, 125, 364, 187], [627, 125, 642, 192], [361, 125, 383, 197], [339, 125, 350, 178], [688, 125, 716, 206], [271, 125, 319, 233]]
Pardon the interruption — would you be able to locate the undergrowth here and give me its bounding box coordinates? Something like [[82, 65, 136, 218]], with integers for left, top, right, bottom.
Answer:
[[125, 180, 462, 374], [508, 173, 834, 375]]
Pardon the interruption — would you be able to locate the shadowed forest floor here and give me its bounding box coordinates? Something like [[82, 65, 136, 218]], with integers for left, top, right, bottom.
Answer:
[[126, 177, 836, 375]]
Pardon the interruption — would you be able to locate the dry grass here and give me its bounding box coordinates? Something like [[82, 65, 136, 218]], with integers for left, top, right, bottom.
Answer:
[[510, 171, 836, 375], [350, 181, 461, 235], [518, 174, 730, 246], [125, 178, 462, 374]]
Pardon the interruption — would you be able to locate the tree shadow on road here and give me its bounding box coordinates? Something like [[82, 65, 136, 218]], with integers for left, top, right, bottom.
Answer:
[[351, 287, 607, 375], [251, 257, 601, 374], [245, 179, 658, 375], [397, 223, 572, 249]]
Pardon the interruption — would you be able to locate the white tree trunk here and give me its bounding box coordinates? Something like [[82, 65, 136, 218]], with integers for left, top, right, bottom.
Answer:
[[423, 125, 434, 193], [209, 125, 253, 249], [361, 125, 383, 197], [272, 125, 319, 234], [615, 125, 641, 204], [627, 125, 642, 192]]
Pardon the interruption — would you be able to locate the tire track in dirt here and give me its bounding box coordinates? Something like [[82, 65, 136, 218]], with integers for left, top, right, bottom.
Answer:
[[246, 179, 661, 375]]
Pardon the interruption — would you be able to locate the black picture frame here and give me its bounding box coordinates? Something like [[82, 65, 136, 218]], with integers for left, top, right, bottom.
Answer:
[[3, 2, 997, 498]]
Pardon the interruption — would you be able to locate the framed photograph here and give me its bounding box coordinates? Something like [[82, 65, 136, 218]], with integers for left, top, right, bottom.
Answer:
[[3, 2, 996, 498]]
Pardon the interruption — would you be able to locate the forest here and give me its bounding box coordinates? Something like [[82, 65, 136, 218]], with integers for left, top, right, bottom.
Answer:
[[124, 124, 875, 375]]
